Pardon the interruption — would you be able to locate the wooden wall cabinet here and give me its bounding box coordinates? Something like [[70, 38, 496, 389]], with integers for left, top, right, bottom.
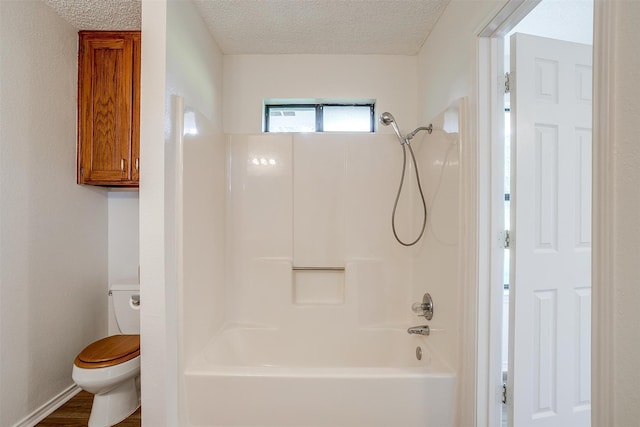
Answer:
[[77, 31, 140, 187]]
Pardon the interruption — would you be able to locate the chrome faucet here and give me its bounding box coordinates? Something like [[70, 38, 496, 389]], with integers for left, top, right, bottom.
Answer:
[[407, 325, 430, 336], [411, 293, 434, 320], [408, 293, 433, 336]]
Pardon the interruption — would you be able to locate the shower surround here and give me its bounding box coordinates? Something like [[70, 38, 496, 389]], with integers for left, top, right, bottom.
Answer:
[[225, 132, 414, 328], [181, 103, 464, 426]]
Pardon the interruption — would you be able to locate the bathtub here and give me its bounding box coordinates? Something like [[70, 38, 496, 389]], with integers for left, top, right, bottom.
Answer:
[[184, 327, 457, 427]]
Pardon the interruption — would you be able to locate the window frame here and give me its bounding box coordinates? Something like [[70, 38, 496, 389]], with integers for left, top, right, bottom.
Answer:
[[264, 103, 375, 133]]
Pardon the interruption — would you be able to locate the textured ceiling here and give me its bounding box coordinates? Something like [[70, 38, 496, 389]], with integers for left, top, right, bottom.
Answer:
[[43, 0, 450, 55], [43, 0, 142, 31], [192, 0, 450, 55]]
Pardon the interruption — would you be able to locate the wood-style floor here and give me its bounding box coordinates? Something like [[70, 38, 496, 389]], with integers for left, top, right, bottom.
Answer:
[[36, 390, 141, 427]]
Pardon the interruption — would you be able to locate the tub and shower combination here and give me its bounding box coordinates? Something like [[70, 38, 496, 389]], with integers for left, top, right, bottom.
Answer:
[[180, 103, 463, 426]]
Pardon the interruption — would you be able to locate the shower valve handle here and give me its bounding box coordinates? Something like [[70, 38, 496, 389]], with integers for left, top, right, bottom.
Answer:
[[411, 293, 434, 320]]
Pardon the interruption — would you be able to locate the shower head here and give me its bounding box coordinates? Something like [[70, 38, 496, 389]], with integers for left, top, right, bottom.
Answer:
[[380, 112, 405, 144], [380, 111, 395, 126]]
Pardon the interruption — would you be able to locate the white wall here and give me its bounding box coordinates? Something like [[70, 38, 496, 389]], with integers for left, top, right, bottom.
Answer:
[[418, 0, 506, 123], [139, 1, 169, 425], [0, 1, 108, 425], [140, 0, 225, 425], [108, 192, 140, 284], [107, 192, 139, 335], [223, 55, 418, 134]]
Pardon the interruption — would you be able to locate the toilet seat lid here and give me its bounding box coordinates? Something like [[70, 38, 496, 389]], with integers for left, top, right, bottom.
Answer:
[[75, 334, 140, 369]]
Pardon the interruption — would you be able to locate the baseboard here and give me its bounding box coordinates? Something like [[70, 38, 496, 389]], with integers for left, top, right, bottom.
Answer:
[[11, 384, 82, 427]]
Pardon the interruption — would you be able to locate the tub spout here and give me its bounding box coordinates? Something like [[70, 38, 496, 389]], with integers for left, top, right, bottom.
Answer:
[[407, 325, 430, 336]]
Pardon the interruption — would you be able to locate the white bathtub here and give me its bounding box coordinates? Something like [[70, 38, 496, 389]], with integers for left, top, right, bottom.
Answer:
[[184, 327, 457, 427]]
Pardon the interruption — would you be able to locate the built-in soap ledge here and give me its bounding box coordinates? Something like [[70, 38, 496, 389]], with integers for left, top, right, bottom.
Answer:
[[292, 266, 345, 305]]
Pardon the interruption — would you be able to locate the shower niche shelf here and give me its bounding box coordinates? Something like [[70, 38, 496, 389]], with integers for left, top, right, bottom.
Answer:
[[292, 267, 345, 305]]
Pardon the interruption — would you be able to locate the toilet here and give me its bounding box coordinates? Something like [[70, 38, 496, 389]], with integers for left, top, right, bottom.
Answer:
[[72, 284, 140, 427]]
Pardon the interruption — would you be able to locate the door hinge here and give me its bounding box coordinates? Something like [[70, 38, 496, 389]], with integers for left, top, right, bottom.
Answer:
[[504, 72, 511, 94], [502, 383, 508, 404], [498, 230, 511, 249]]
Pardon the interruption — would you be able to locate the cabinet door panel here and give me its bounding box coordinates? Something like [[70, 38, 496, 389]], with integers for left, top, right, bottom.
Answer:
[[78, 32, 138, 186]]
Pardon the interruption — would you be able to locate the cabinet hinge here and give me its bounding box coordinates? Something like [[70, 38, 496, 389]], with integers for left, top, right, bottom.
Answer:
[[504, 72, 511, 94], [502, 383, 508, 404]]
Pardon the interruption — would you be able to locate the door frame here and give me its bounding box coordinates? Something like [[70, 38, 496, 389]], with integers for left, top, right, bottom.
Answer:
[[470, 0, 613, 425]]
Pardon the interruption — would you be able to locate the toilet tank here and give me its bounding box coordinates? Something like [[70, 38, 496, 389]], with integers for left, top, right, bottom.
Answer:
[[110, 283, 140, 334]]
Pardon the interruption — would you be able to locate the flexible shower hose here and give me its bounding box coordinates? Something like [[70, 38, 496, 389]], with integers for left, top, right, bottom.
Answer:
[[392, 142, 427, 246]]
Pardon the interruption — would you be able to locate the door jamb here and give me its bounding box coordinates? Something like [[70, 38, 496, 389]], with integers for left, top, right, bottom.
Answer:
[[473, 1, 540, 425], [474, 0, 612, 425], [591, 1, 614, 425]]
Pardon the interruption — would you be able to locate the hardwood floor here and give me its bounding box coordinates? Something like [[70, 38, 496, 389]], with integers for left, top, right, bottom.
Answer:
[[36, 390, 141, 427]]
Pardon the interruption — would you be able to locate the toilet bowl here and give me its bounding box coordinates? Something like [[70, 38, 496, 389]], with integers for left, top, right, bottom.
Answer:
[[72, 284, 140, 427]]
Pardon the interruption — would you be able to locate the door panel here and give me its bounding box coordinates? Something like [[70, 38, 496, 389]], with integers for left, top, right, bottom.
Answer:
[[509, 33, 592, 427]]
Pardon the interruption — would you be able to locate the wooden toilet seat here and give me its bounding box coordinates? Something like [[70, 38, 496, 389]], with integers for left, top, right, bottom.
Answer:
[[74, 334, 140, 369]]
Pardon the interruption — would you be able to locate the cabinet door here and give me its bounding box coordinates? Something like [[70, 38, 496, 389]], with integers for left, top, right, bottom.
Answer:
[[130, 34, 141, 184], [78, 32, 136, 186]]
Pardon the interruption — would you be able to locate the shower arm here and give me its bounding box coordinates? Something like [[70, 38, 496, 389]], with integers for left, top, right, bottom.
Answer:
[[379, 112, 433, 145], [405, 124, 433, 142]]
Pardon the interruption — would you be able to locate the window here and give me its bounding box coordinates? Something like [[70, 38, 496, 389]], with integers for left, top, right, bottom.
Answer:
[[264, 103, 374, 133]]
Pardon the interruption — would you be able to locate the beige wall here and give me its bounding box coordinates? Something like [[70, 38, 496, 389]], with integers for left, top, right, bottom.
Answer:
[[0, 1, 108, 425], [609, 1, 640, 424]]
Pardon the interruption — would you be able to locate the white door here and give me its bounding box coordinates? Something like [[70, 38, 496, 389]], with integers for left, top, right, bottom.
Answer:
[[508, 33, 592, 427]]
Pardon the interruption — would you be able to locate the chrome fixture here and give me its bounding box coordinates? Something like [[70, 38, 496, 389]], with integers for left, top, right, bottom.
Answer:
[[415, 346, 423, 360], [411, 293, 434, 320], [379, 111, 432, 246], [406, 124, 434, 141], [379, 111, 395, 126], [130, 294, 140, 307], [379, 112, 433, 145], [407, 325, 430, 336], [380, 112, 404, 143]]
